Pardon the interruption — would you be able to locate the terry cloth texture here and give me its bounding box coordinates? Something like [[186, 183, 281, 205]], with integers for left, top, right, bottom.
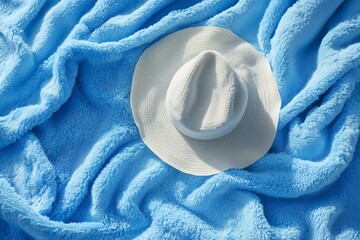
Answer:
[[0, 0, 359, 239]]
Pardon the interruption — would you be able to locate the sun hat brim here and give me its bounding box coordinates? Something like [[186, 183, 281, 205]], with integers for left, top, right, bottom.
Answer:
[[131, 26, 281, 176]]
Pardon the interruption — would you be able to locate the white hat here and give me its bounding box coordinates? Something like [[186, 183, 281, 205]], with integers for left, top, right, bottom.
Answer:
[[131, 26, 281, 176]]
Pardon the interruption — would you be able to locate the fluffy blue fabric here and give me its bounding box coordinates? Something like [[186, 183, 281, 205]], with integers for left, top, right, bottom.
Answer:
[[0, 0, 359, 239]]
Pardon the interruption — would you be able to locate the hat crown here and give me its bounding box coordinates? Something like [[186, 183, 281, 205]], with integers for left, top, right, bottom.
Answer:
[[166, 50, 248, 140]]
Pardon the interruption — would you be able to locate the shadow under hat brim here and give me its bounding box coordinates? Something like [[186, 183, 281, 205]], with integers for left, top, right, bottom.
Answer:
[[131, 26, 281, 176]]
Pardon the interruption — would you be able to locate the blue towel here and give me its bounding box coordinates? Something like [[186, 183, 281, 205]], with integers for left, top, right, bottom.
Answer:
[[0, 0, 359, 239]]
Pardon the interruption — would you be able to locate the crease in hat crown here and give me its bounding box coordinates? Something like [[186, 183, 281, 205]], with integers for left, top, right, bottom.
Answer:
[[165, 50, 248, 140]]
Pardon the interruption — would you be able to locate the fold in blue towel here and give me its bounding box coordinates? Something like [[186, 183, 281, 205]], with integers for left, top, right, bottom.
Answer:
[[0, 0, 359, 239]]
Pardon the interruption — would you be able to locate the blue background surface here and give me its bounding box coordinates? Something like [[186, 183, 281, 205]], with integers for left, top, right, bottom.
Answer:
[[0, 0, 359, 239]]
